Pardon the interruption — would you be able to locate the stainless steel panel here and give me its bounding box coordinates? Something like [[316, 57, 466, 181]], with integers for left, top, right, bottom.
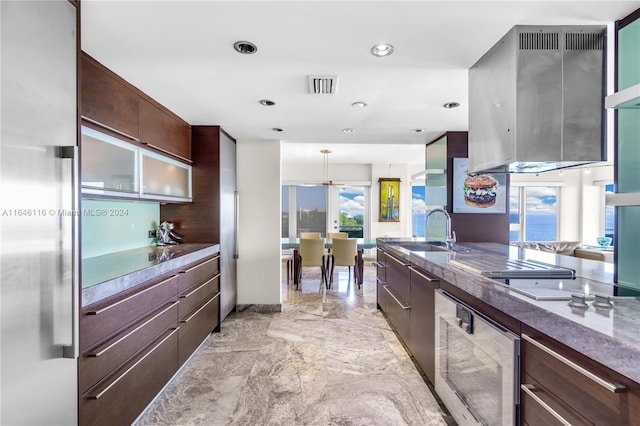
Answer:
[[1, 1, 78, 425], [516, 26, 563, 162], [434, 291, 520, 426], [469, 25, 605, 174], [449, 256, 576, 279], [469, 28, 517, 173], [562, 26, 606, 161], [219, 133, 237, 319]]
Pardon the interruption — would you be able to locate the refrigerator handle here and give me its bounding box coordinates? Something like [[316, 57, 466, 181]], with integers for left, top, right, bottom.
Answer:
[[57, 146, 79, 359], [234, 190, 239, 259]]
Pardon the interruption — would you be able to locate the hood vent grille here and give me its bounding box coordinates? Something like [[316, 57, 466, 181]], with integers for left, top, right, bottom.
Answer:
[[565, 32, 603, 50], [308, 75, 337, 95], [519, 32, 558, 50]]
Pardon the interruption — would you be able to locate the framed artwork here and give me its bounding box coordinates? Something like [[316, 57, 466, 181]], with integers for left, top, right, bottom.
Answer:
[[379, 178, 401, 222], [452, 158, 506, 214]]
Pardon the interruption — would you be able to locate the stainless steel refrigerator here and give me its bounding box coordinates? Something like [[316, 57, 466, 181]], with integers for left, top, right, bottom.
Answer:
[[1, 1, 79, 424]]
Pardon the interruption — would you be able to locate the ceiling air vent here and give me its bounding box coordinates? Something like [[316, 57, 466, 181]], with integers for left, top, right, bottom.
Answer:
[[308, 75, 337, 95]]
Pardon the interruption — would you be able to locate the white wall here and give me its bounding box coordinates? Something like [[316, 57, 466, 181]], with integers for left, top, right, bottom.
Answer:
[[237, 139, 282, 306]]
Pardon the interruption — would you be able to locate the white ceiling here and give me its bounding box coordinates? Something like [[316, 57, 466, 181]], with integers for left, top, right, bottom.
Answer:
[[81, 1, 638, 165]]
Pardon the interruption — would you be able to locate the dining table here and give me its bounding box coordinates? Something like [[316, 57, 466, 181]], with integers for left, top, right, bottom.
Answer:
[[281, 237, 377, 287]]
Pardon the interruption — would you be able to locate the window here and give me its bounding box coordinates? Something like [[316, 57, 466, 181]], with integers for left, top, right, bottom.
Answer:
[[510, 185, 559, 241], [295, 185, 327, 237], [337, 186, 365, 237], [411, 183, 427, 237], [284, 184, 370, 238]]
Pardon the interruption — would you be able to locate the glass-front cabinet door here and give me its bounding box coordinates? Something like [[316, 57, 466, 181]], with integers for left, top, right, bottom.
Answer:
[[140, 149, 192, 201], [81, 126, 139, 196]]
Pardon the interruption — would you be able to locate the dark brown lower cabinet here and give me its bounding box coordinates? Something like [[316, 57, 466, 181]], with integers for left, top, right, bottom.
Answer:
[[179, 293, 220, 365], [407, 267, 439, 383], [81, 329, 179, 426], [79, 253, 220, 425], [521, 324, 640, 426]]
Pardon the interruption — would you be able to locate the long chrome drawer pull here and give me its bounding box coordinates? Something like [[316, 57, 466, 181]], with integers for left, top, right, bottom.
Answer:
[[522, 334, 626, 393], [179, 255, 220, 274], [180, 294, 219, 323], [141, 142, 193, 164], [387, 255, 410, 267], [371, 261, 386, 268], [87, 327, 179, 400], [376, 277, 386, 285], [521, 384, 571, 426], [383, 285, 410, 310], [376, 247, 385, 253], [87, 302, 177, 357], [87, 276, 177, 315], [408, 266, 438, 282], [179, 274, 220, 299]]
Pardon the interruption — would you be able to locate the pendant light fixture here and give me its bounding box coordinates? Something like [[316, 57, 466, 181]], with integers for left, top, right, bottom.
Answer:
[[321, 149, 333, 186], [305, 149, 343, 186]]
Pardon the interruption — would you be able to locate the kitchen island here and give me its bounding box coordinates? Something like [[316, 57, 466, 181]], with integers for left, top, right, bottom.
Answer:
[[377, 238, 640, 425]]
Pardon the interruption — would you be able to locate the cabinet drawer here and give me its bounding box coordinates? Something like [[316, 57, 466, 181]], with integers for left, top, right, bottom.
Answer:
[[179, 293, 220, 366], [79, 301, 178, 394], [385, 253, 410, 302], [376, 277, 386, 311], [375, 248, 386, 282], [80, 328, 179, 426], [522, 333, 637, 425], [178, 274, 220, 319], [81, 274, 179, 351], [520, 375, 590, 426], [408, 267, 439, 383], [178, 255, 220, 293], [383, 284, 410, 344]]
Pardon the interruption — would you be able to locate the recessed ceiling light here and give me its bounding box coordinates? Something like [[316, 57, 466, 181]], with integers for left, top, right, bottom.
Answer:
[[370, 44, 394, 57], [443, 102, 460, 109], [412, 129, 424, 133], [272, 128, 284, 132], [233, 41, 257, 54], [352, 101, 368, 108], [259, 99, 276, 106], [343, 128, 356, 133]]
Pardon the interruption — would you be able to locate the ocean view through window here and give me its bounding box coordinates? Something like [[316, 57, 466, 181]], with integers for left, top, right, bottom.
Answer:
[[510, 185, 558, 241]]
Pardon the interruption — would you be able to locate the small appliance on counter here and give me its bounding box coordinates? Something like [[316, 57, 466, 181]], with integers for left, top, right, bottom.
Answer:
[[156, 221, 182, 246]]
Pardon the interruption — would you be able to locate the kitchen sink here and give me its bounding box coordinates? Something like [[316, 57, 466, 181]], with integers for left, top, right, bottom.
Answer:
[[398, 241, 473, 253]]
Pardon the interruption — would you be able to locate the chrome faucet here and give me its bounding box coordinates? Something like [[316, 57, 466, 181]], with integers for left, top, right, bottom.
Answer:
[[426, 208, 456, 248]]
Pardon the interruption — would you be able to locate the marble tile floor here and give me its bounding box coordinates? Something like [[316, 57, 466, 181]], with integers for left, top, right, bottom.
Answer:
[[135, 264, 453, 426]]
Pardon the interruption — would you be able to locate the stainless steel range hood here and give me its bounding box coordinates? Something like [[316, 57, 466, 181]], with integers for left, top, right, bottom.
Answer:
[[468, 25, 606, 174]]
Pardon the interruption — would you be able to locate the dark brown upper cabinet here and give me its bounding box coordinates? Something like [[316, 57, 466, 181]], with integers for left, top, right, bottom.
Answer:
[[139, 98, 191, 163], [80, 53, 139, 140]]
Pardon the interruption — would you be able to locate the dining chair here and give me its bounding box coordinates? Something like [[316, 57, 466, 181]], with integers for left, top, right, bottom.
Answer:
[[300, 232, 322, 239], [297, 237, 328, 289], [327, 238, 358, 289], [328, 232, 348, 240], [327, 232, 348, 254]]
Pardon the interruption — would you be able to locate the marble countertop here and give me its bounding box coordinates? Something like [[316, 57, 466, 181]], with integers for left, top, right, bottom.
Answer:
[[377, 238, 640, 384], [82, 243, 220, 307]]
